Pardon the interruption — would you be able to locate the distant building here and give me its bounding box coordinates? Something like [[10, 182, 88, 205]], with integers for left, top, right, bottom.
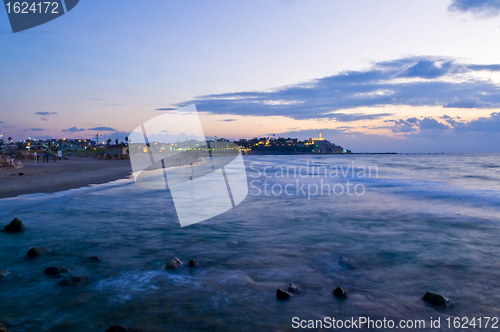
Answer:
[[105, 143, 128, 156], [309, 132, 344, 154]]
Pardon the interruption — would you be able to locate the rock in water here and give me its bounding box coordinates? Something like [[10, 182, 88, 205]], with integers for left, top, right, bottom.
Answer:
[[166, 257, 183, 270], [333, 286, 348, 298], [288, 283, 300, 293], [423, 292, 453, 306], [27, 247, 50, 258], [106, 326, 128, 332], [0, 323, 10, 332], [44, 266, 70, 276], [276, 288, 293, 300], [0, 270, 9, 278], [189, 259, 199, 267], [87, 256, 101, 262], [3, 218, 24, 233], [339, 256, 356, 270], [57, 275, 89, 286]]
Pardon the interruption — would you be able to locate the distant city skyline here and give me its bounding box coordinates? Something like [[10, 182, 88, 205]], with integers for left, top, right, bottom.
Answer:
[[1, 0, 500, 153]]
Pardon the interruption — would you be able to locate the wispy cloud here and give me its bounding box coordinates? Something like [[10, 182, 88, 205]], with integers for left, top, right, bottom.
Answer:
[[449, 0, 500, 16], [156, 108, 177, 111], [177, 56, 500, 121], [29, 128, 45, 131], [35, 112, 58, 115], [87, 126, 116, 131], [62, 126, 86, 132]]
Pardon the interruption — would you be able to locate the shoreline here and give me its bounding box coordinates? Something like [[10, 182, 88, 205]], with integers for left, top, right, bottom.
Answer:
[[0, 158, 132, 199]]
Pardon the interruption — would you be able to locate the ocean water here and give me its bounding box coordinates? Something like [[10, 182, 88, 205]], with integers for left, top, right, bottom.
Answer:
[[1, 154, 500, 331]]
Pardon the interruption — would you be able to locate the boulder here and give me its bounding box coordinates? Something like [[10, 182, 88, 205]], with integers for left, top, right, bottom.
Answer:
[[423, 292, 453, 306], [189, 259, 199, 267], [27, 247, 50, 258], [0, 270, 9, 278], [0, 323, 10, 332], [276, 288, 293, 300], [87, 256, 101, 262], [3, 218, 24, 233], [106, 326, 128, 332], [339, 256, 356, 270], [288, 283, 300, 293], [44, 266, 70, 276], [165, 257, 183, 270], [57, 275, 89, 286], [333, 286, 348, 298]]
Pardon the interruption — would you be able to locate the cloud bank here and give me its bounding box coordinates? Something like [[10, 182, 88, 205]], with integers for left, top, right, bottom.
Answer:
[[176, 56, 500, 121]]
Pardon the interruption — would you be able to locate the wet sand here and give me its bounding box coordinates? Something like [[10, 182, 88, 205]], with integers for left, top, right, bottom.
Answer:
[[0, 158, 132, 199]]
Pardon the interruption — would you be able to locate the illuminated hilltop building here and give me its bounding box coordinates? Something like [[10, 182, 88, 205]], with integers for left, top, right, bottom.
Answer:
[[310, 131, 344, 154]]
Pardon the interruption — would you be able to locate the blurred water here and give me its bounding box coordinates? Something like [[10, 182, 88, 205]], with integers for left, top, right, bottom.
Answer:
[[1, 154, 500, 331]]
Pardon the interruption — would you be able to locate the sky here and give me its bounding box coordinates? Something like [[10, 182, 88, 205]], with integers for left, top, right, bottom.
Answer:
[[1, 0, 500, 153]]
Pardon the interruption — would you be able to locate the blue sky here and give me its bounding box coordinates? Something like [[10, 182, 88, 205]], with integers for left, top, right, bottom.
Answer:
[[1, 0, 500, 152]]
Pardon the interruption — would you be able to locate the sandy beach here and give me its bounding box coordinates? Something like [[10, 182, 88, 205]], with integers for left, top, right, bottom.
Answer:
[[0, 158, 132, 199]]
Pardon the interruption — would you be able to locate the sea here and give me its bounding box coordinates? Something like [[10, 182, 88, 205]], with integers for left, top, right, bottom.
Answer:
[[1, 154, 500, 331]]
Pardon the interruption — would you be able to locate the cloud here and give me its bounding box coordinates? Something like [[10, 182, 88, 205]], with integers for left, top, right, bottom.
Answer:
[[458, 112, 500, 132], [449, 0, 500, 16], [176, 56, 500, 121], [467, 64, 500, 71], [62, 126, 86, 132], [418, 117, 450, 130], [0, 121, 4, 124], [385, 111, 500, 135], [384, 119, 419, 133], [445, 96, 495, 108], [156, 108, 177, 111], [219, 119, 237, 122], [87, 126, 116, 131], [35, 112, 57, 115], [398, 60, 457, 79], [29, 128, 45, 131]]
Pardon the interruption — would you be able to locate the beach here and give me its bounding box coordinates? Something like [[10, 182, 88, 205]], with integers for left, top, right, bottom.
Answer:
[[0, 158, 132, 199]]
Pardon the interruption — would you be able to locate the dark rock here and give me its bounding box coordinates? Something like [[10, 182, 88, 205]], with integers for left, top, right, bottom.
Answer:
[[189, 259, 199, 267], [44, 266, 70, 276], [18, 173, 24, 176], [0, 270, 8, 278], [339, 256, 356, 270], [0, 323, 10, 332], [166, 257, 183, 270], [106, 326, 128, 332], [87, 256, 101, 262], [276, 288, 293, 300], [4, 218, 24, 233], [333, 286, 348, 298], [288, 283, 300, 293], [27, 247, 50, 258], [57, 275, 89, 286], [423, 291, 453, 306]]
